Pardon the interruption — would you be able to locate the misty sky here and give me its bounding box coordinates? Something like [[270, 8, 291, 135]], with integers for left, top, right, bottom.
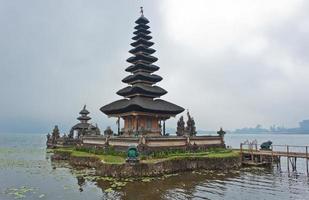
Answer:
[[1, 0, 309, 133]]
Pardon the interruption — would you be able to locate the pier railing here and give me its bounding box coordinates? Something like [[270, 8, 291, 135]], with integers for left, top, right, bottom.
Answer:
[[240, 143, 309, 176]]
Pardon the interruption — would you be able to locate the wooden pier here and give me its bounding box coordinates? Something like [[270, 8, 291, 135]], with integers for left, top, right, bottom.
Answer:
[[240, 142, 309, 176]]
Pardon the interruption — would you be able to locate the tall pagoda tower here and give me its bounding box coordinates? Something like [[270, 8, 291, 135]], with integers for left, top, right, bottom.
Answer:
[[100, 8, 184, 136]]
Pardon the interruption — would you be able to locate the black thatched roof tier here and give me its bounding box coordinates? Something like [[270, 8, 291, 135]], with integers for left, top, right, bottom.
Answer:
[[125, 63, 159, 73], [127, 54, 158, 64], [72, 122, 96, 130], [79, 105, 90, 115], [133, 29, 151, 35], [100, 96, 184, 115], [134, 24, 150, 30], [117, 84, 167, 98], [129, 45, 156, 54], [135, 16, 149, 24], [131, 39, 154, 47], [77, 105, 91, 122], [77, 116, 91, 121], [132, 33, 152, 41], [122, 72, 162, 84]]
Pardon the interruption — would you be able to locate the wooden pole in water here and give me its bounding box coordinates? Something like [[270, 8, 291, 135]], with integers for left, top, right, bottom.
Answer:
[[250, 143, 254, 163], [306, 146, 309, 177], [287, 145, 290, 175], [271, 145, 274, 165], [278, 156, 281, 172], [255, 144, 258, 163]]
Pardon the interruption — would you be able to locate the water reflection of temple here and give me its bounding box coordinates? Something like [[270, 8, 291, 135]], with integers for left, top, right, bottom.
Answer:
[[72, 169, 240, 199]]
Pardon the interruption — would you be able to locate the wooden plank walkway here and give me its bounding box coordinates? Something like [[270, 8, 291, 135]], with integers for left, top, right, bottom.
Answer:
[[239, 143, 309, 176], [241, 149, 309, 159]]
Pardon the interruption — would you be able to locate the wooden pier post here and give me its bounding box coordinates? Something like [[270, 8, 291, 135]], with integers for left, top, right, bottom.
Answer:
[[293, 157, 297, 172], [287, 145, 290, 175], [271, 145, 274, 165], [251, 144, 254, 163], [306, 146, 309, 177], [277, 156, 281, 172]]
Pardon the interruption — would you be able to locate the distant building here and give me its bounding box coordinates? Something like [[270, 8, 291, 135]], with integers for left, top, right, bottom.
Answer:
[[299, 120, 309, 131], [233, 119, 309, 134]]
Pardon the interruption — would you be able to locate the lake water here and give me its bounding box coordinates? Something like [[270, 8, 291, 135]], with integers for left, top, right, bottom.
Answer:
[[0, 133, 309, 200]]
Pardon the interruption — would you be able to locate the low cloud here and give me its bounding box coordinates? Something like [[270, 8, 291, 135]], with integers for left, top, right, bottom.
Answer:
[[0, 0, 308, 133]]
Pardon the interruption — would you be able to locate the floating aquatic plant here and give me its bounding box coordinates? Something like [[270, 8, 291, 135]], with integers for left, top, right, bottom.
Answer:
[[110, 181, 127, 188], [4, 186, 37, 199], [141, 177, 152, 182], [104, 188, 114, 193]]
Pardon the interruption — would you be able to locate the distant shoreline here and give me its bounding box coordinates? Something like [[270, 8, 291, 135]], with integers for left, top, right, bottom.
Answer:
[[229, 132, 309, 134], [1, 132, 309, 135]]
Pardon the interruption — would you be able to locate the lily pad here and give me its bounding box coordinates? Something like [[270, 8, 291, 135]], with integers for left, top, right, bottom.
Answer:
[[104, 188, 114, 193]]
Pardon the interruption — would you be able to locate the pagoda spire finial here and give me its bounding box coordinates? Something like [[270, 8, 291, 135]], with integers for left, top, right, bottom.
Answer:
[[140, 6, 144, 16]]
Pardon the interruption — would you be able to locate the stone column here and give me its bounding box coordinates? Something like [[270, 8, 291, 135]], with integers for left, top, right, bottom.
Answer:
[[163, 120, 166, 136], [136, 116, 139, 135], [117, 116, 120, 136]]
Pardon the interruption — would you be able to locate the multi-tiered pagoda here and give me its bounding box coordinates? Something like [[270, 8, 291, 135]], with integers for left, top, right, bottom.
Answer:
[[70, 105, 100, 138], [100, 8, 184, 136]]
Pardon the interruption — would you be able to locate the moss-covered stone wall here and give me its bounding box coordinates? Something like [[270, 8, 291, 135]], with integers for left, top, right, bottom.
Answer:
[[52, 150, 241, 178]]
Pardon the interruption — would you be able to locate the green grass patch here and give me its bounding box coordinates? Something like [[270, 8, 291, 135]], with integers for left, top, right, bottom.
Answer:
[[52, 147, 238, 165], [142, 149, 239, 163], [207, 151, 239, 158], [100, 155, 125, 164], [53, 148, 125, 164]]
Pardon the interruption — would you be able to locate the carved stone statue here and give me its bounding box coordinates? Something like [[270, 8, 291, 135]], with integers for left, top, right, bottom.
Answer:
[[260, 140, 272, 150], [186, 111, 197, 136], [68, 130, 74, 139], [95, 124, 101, 135], [46, 133, 51, 140], [126, 145, 139, 164], [104, 126, 113, 136], [51, 125, 60, 143], [176, 116, 185, 136], [217, 127, 226, 137]]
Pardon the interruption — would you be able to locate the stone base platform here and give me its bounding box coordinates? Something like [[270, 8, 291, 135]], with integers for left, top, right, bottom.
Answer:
[[82, 135, 225, 153]]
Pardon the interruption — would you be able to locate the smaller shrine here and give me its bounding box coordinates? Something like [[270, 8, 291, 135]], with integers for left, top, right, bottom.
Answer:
[[69, 105, 101, 138], [47, 105, 101, 148]]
